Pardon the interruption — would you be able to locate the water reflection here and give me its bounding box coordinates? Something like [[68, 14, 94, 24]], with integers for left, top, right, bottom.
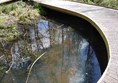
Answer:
[[0, 19, 101, 83]]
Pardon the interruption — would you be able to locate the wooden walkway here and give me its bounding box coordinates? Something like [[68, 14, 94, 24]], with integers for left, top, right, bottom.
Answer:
[[33, 0, 118, 83], [0, 0, 11, 3]]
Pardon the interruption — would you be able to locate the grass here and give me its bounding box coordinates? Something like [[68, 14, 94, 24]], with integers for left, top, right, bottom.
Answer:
[[0, 1, 40, 24], [69, 0, 118, 9], [0, 1, 41, 42], [99, 0, 118, 9]]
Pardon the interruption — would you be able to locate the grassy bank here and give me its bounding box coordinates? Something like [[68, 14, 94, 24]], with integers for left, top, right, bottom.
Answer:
[[0, 1, 41, 42], [0, 1, 42, 78]]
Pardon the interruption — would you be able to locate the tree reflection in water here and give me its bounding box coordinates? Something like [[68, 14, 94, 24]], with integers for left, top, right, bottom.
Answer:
[[0, 19, 101, 83], [29, 19, 101, 83]]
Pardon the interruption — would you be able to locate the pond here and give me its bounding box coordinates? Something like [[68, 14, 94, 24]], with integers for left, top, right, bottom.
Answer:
[[0, 17, 101, 83]]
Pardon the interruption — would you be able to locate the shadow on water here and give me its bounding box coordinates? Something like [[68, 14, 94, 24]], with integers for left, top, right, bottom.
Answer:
[[43, 7, 108, 73], [0, 6, 108, 83]]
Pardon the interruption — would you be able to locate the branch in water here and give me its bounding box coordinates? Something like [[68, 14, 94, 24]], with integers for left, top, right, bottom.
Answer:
[[25, 51, 47, 83], [5, 46, 14, 74], [0, 55, 4, 60]]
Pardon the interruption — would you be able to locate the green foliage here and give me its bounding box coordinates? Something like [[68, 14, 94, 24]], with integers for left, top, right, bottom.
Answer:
[[33, 2, 46, 15], [99, 0, 118, 9], [0, 16, 6, 28], [11, 1, 40, 24], [0, 15, 19, 42], [15, 6, 40, 24], [0, 25, 19, 42], [0, 1, 43, 42], [69, 0, 118, 9], [0, 1, 41, 25], [0, 3, 17, 14]]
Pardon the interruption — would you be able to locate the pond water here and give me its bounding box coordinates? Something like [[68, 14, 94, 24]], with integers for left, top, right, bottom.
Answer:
[[0, 18, 101, 83]]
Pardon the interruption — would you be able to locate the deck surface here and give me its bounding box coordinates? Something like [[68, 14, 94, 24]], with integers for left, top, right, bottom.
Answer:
[[33, 0, 118, 83], [0, 0, 11, 3]]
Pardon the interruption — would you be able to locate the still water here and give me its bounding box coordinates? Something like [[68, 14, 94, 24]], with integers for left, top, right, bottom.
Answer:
[[0, 19, 101, 83]]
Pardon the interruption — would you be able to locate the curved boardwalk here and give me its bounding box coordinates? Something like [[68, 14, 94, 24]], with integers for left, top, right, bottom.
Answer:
[[33, 0, 118, 83]]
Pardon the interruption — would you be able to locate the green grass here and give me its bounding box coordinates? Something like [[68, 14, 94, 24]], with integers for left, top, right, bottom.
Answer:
[[0, 1, 40, 25], [98, 0, 118, 9], [0, 1, 42, 42], [69, 0, 118, 9]]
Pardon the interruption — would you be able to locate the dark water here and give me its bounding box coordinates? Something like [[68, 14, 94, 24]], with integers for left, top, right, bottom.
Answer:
[[0, 19, 101, 83]]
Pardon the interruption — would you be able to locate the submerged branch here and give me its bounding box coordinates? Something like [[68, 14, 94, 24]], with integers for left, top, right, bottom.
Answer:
[[25, 51, 47, 83], [5, 46, 14, 74], [0, 55, 4, 60]]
